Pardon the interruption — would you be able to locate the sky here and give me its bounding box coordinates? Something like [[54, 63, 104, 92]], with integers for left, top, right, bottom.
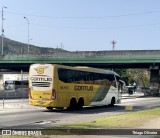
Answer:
[[0, 0, 160, 51]]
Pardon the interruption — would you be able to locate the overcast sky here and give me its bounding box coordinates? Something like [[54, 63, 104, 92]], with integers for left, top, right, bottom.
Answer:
[[1, 0, 160, 51]]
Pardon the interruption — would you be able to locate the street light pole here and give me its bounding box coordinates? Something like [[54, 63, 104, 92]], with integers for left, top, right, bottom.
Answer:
[[1, 6, 7, 55], [24, 17, 29, 54]]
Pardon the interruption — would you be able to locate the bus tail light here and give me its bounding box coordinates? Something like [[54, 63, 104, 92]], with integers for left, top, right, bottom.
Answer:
[[28, 87, 32, 99], [51, 89, 56, 100]]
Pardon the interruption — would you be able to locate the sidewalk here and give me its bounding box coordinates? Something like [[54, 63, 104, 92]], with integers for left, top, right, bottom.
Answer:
[[122, 92, 144, 99], [0, 99, 42, 113]]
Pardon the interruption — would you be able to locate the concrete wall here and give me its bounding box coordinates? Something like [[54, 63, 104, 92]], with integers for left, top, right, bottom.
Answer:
[[4, 50, 160, 58], [0, 89, 28, 99]]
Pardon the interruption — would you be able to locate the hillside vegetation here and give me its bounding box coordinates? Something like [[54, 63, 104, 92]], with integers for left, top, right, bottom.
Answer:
[[0, 37, 67, 54]]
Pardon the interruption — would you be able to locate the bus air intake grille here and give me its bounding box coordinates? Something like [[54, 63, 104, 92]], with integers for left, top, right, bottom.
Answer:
[[31, 82, 50, 87]]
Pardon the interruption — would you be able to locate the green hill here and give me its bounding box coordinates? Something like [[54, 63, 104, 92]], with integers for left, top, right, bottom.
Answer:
[[0, 37, 67, 54]]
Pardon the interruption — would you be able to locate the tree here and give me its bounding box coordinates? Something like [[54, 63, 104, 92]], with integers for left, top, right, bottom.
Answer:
[[115, 69, 150, 87]]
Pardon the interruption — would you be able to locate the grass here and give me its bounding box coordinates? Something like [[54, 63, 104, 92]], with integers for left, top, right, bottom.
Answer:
[[1, 108, 160, 136], [0, 136, 31, 138], [61, 108, 160, 129]]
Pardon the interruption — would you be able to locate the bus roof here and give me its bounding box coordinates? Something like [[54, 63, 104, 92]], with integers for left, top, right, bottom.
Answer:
[[56, 64, 120, 77], [30, 64, 120, 77]]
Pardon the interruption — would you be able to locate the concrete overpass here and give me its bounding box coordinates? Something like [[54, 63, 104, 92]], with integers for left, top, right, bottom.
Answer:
[[1, 50, 160, 70], [0, 49, 160, 95]]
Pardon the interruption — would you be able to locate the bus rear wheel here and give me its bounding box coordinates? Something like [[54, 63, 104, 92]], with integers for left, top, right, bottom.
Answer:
[[109, 97, 115, 107], [68, 98, 77, 111], [77, 98, 84, 110], [46, 107, 53, 110]]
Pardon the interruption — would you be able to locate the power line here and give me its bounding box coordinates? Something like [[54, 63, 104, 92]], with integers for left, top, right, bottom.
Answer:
[[5, 22, 160, 30], [4, 10, 160, 19], [3, 9, 160, 30], [6, 23, 26, 28]]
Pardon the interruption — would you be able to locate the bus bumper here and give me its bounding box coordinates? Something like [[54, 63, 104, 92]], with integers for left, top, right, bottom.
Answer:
[[29, 99, 53, 107]]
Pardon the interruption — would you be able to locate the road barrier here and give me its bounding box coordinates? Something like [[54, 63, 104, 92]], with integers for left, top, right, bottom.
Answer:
[[125, 105, 134, 111], [3, 99, 4, 109], [21, 98, 24, 109], [1, 98, 26, 109]]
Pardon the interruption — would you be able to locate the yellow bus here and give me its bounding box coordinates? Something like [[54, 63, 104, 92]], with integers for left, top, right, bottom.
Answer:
[[28, 64, 121, 110]]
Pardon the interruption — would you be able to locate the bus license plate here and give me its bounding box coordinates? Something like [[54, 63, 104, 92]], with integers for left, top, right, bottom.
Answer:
[[38, 101, 43, 104]]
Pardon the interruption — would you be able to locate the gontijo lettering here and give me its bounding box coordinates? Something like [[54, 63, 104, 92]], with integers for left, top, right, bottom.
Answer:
[[74, 86, 93, 91], [30, 77, 52, 81]]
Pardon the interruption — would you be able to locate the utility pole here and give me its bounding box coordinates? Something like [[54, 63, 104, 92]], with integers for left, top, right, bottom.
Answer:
[[1, 6, 7, 55], [111, 40, 116, 50]]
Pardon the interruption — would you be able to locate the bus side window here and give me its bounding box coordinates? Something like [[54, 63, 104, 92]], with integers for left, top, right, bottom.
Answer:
[[75, 70, 84, 82], [58, 69, 76, 83], [58, 68, 68, 83], [67, 70, 75, 83]]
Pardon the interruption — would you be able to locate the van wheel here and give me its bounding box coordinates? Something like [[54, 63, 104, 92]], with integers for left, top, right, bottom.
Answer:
[[46, 107, 53, 110], [68, 98, 77, 111], [109, 97, 115, 107]]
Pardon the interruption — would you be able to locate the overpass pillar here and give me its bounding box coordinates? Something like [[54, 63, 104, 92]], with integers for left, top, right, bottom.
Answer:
[[149, 65, 160, 96]]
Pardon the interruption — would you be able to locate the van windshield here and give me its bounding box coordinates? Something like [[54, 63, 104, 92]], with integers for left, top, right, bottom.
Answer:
[[5, 81, 14, 84]]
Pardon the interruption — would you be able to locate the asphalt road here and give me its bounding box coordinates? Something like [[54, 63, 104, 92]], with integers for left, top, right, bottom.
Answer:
[[0, 93, 160, 130]]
